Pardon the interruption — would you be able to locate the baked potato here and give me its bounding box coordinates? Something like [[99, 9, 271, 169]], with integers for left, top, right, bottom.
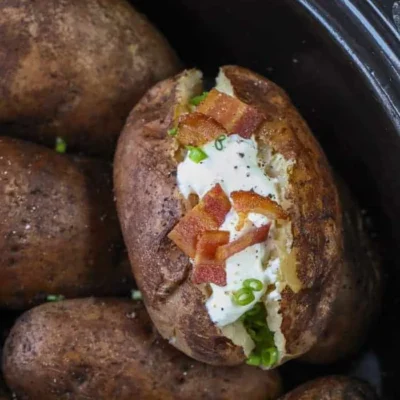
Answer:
[[2, 298, 282, 400], [114, 66, 381, 367], [0, 0, 181, 157], [0, 137, 132, 309], [279, 376, 378, 399]]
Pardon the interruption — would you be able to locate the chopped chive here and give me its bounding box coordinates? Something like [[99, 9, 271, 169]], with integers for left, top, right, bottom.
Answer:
[[186, 146, 208, 163], [261, 347, 279, 367], [246, 353, 261, 366], [46, 294, 65, 302], [55, 137, 67, 153], [232, 288, 255, 306], [189, 91, 209, 106], [241, 302, 279, 368], [243, 278, 263, 292], [245, 303, 263, 317], [168, 127, 178, 136], [253, 319, 267, 327], [214, 134, 227, 151], [131, 290, 142, 300]]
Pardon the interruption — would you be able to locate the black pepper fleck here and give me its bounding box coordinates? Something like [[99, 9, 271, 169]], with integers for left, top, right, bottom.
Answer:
[[234, 166, 238, 169], [238, 153, 245, 158], [246, 173, 250, 177]]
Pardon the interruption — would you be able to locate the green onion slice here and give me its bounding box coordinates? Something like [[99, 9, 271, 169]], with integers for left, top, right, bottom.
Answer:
[[186, 146, 208, 163], [131, 290, 142, 300], [244, 302, 263, 317], [246, 353, 261, 366], [189, 91, 209, 106], [233, 288, 255, 306], [168, 127, 178, 136], [214, 134, 227, 151], [261, 347, 279, 367], [55, 137, 67, 154], [46, 294, 65, 302], [243, 278, 263, 292]]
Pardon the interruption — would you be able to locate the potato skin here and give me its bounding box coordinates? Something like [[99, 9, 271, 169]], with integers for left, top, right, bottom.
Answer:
[[279, 376, 378, 400], [114, 66, 380, 365], [0, 137, 132, 309], [0, 0, 181, 157], [302, 180, 381, 363], [2, 298, 282, 400]]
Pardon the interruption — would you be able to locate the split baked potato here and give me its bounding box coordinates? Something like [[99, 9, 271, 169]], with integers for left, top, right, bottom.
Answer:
[[0, 0, 181, 157], [0, 137, 132, 309], [114, 66, 381, 367], [2, 298, 282, 400], [279, 376, 378, 400]]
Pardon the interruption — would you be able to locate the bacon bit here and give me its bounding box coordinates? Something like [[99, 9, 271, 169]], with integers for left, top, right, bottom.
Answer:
[[216, 224, 271, 261], [168, 184, 231, 258], [235, 212, 248, 231], [195, 231, 230, 263], [176, 112, 227, 146], [192, 264, 227, 286], [201, 184, 231, 226], [197, 89, 265, 138], [231, 191, 288, 222], [192, 231, 230, 286]]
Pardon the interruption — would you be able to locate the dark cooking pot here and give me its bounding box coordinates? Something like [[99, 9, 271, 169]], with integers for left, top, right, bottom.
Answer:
[[131, 0, 400, 398]]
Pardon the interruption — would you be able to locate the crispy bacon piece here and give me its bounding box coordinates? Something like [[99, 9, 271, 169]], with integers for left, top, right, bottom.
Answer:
[[192, 264, 227, 286], [196, 89, 265, 138], [216, 224, 271, 261], [176, 112, 227, 147], [168, 184, 231, 258], [195, 231, 230, 262], [192, 231, 230, 286], [231, 191, 288, 225]]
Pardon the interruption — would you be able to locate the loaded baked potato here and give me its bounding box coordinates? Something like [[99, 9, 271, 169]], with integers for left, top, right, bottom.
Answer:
[[2, 298, 282, 400], [279, 376, 378, 400], [114, 66, 380, 368], [0, 137, 132, 309], [0, 0, 181, 157]]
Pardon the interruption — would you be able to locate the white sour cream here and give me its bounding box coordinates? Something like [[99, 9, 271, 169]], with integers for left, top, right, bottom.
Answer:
[[177, 134, 281, 327], [177, 134, 279, 199]]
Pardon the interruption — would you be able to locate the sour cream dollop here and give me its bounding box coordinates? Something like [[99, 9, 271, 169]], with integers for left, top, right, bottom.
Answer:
[[177, 134, 278, 198], [177, 134, 281, 327]]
